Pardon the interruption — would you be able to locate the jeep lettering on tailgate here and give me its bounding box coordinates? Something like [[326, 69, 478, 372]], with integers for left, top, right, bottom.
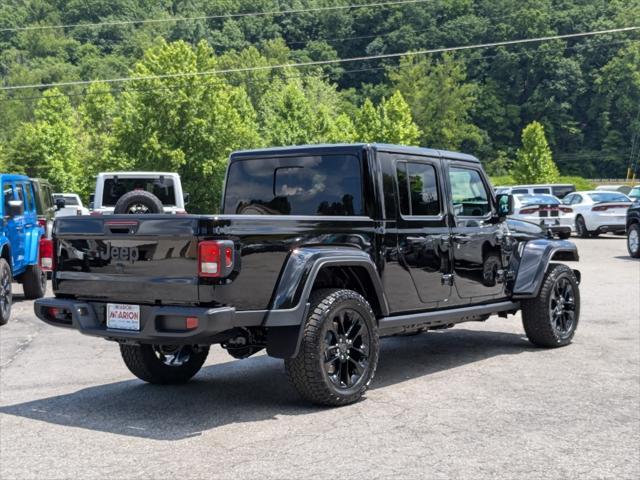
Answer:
[[98, 244, 139, 263]]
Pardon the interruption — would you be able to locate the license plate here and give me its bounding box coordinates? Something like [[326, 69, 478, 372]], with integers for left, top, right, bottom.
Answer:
[[106, 303, 140, 331], [543, 219, 558, 226]]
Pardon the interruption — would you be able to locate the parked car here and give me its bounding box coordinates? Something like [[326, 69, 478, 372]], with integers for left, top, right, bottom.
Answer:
[[1, 174, 53, 325], [495, 184, 576, 199], [626, 202, 640, 258], [30, 178, 55, 238], [90, 172, 187, 215], [510, 194, 573, 239], [35, 144, 581, 406], [595, 185, 632, 195], [53, 193, 90, 217], [627, 185, 640, 203], [562, 191, 633, 237]]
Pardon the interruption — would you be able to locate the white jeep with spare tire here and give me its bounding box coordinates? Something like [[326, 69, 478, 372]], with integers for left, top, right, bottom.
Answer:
[[90, 172, 188, 215]]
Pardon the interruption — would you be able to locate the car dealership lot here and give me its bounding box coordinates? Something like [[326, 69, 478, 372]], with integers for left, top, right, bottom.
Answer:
[[1, 236, 638, 480]]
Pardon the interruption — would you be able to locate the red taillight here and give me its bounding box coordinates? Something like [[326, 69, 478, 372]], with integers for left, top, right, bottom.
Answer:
[[519, 207, 538, 214], [198, 240, 234, 278], [185, 316, 199, 330], [592, 204, 631, 211], [559, 207, 573, 213], [39, 238, 54, 271], [37, 218, 47, 230], [592, 205, 607, 211]]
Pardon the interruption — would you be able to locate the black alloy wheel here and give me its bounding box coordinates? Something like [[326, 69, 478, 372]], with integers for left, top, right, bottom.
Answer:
[[548, 276, 577, 341], [0, 259, 12, 325], [323, 307, 371, 390]]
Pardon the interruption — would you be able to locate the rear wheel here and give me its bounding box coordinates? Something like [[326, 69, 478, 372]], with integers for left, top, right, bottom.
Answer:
[[119, 344, 209, 384], [627, 223, 640, 258], [0, 259, 12, 326], [521, 264, 580, 348], [285, 289, 379, 406], [575, 216, 590, 238], [21, 264, 47, 299]]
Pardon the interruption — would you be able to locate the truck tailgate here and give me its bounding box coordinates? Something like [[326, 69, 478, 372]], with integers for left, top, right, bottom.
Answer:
[[54, 216, 201, 305]]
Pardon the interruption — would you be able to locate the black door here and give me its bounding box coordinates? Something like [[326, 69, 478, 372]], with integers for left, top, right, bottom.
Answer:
[[445, 162, 507, 304], [393, 155, 452, 310]]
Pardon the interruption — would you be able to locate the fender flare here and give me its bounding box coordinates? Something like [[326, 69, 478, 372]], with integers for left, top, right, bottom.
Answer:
[[0, 239, 11, 267], [264, 247, 389, 358], [511, 239, 580, 298]]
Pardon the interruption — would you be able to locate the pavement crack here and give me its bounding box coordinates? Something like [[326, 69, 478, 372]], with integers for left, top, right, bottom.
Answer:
[[0, 324, 42, 370]]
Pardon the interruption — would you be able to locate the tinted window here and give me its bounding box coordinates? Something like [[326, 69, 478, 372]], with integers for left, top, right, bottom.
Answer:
[[15, 183, 25, 203], [561, 195, 574, 205], [102, 178, 176, 206], [511, 188, 529, 194], [552, 185, 575, 198], [629, 187, 640, 200], [42, 185, 53, 209], [224, 155, 363, 216], [587, 192, 630, 203], [449, 167, 491, 217], [397, 162, 439, 216], [62, 196, 79, 206], [533, 187, 551, 194], [24, 183, 35, 211], [517, 194, 560, 205]]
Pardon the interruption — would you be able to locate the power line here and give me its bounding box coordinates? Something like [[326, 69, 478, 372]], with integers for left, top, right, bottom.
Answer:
[[0, 26, 640, 91], [1, 26, 637, 92], [0, 0, 433, 33], [2, 37, 636, 103]]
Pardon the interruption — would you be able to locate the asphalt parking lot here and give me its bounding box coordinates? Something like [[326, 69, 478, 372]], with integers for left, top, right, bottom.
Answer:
[[1, 236, 638, 479]]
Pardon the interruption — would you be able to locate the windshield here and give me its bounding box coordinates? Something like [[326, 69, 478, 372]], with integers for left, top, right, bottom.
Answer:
[[587, 192, 630, 203], [516, 194, 560, 205], [629, 187, 640, 200], [101, 177, 176, 207]]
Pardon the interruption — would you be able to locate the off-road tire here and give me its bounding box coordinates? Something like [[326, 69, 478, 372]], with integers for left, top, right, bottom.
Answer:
[[21, 264, 47, 299], [575, 216, 590, 239], [0, 259, 12, 326], [113, 190, 164, 214], [521, 264, 580, 348], [627, 223, 640, 258], [120, 344, 209, 384], [285, 288, 380, 407]]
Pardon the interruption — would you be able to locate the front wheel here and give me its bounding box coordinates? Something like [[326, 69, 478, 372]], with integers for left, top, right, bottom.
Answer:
[[627, 223, 640, 258], [285, 289, 380, 406], [521, 264, 580, 348], [120, 344, 209, 384], [0, 259, 12, 326]]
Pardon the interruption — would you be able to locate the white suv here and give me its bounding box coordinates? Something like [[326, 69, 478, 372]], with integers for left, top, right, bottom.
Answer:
[[90, 172, 187, 215]]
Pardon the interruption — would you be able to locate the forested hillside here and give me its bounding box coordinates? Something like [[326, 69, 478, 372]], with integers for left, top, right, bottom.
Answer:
[[1, 0, 638, 211]]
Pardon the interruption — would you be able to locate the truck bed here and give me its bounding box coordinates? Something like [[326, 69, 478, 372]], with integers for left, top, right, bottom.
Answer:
[[53, 214, 376, 310]]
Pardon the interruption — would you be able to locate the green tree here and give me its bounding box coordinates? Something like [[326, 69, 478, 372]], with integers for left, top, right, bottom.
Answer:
[[512, 121, 559, 183], [354, 91, 421, 145], [7, 89, 83, 193], [388, 54, 482, 150], [113, 39, 262, 212]]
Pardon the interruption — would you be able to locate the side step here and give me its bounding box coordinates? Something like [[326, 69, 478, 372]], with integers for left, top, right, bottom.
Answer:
[[378, 301, 520, 335]]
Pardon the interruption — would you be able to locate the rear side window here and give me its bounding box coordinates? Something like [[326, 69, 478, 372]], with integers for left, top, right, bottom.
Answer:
[[449, 167, 491, 217], [102, 178, 176, 206], [511, 188, 529, 194], [552, 185, 575, 198], [24, 183, 35, 211], [396, 162, 440, 216], [15, 183, 25, 203], [223, 155, 364, 216], [533, 187, 551, 194]]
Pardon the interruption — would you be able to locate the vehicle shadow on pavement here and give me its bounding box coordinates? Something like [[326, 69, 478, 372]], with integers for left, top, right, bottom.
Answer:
[[0, 329, 533, 441]]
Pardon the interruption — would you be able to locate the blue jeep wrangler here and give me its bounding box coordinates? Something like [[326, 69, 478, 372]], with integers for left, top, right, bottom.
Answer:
[[1, 174, 48, 325]]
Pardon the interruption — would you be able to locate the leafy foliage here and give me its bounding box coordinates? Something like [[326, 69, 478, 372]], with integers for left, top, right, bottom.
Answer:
[[512, 121, 560, 184]]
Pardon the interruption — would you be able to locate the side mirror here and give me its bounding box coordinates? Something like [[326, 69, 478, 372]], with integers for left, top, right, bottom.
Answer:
[[183, 192, 190, 205], [495, 194, 514, 218], [55, 197, 66, 210], [7, 199, 24, 217]]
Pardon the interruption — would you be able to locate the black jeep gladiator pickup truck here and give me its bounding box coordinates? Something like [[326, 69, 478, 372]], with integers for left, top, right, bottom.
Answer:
[[35, 144, 581, 406]]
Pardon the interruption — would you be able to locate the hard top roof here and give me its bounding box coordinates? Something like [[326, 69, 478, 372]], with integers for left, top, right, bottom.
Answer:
[[230, 143, 479, 163], [0, 173, 30, 181]]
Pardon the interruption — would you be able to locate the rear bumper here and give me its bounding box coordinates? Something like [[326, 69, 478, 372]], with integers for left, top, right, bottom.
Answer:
[[34, 298, 264, 344]]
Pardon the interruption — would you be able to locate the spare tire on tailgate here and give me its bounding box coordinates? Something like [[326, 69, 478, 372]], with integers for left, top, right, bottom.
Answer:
[[113, 190, 164, 214]]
